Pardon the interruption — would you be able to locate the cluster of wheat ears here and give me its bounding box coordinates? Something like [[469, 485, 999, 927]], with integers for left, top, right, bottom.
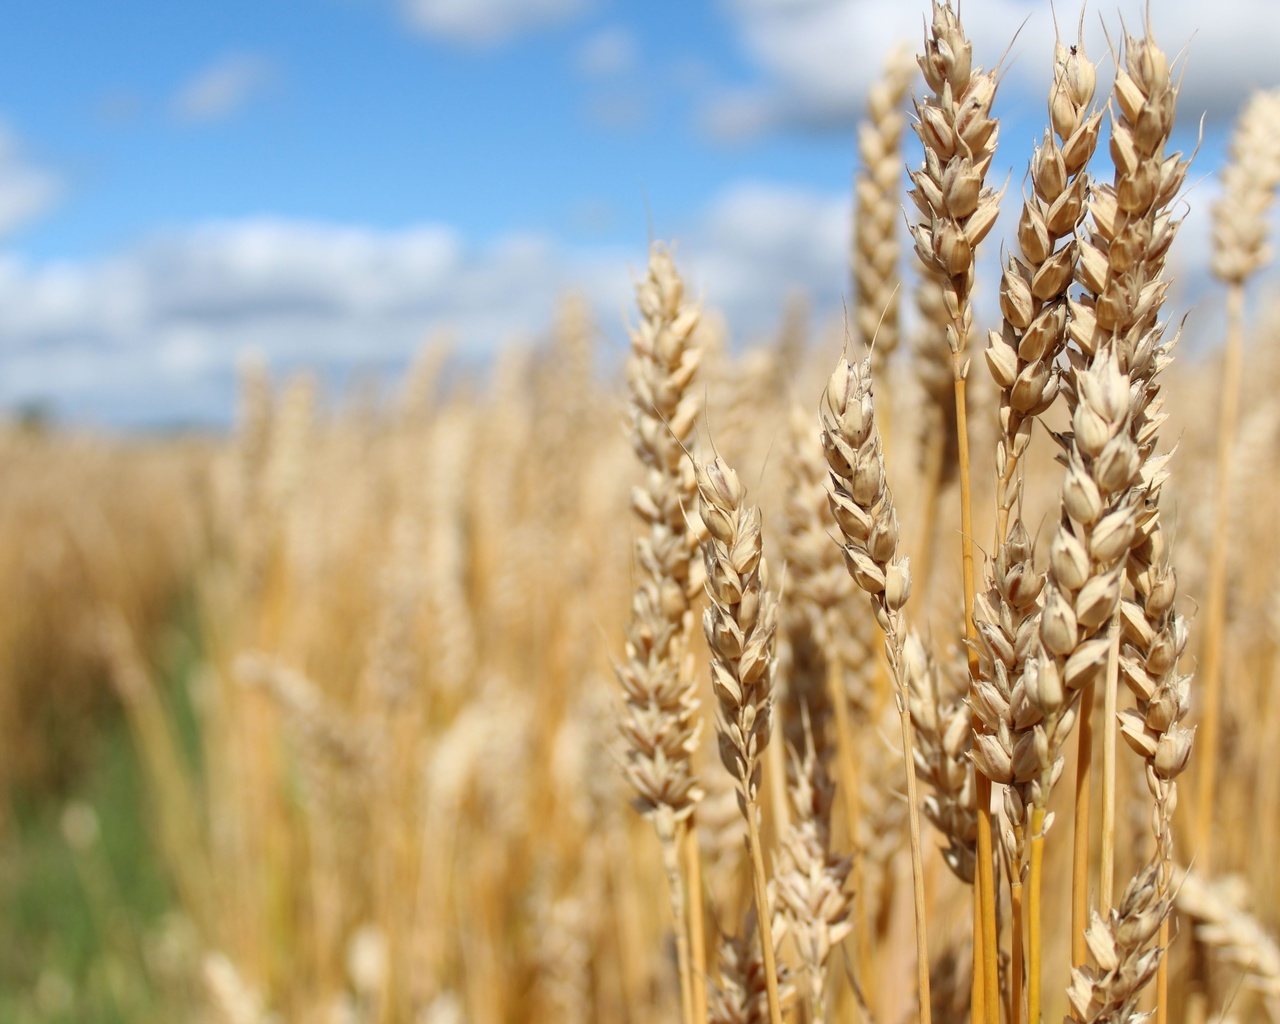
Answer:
[[50, 2, 1280, 1023]]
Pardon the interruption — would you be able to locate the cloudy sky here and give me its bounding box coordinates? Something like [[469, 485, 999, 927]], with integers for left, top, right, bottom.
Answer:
[[0, 0, 1276, 426]]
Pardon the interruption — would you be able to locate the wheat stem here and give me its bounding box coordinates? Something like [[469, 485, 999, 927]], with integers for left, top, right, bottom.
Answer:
[[1072, 678, 1094, 969], [1195, 279, 1244, 872], [955, 367, 997, 1024], [1028, 807, 1046, 1024], [1101, 620, 1120, 914], [1010, 825, 1025, 1024], [746, 808, 785, 1024], [684, 824, 709, 1024], [662, 831, 696, 1024], [898, 699, 934, 1024]]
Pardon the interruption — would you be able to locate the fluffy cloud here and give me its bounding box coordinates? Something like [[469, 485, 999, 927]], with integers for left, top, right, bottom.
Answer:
[[4, 174, 1273, 426], [711, 0, 1280, 137], [172, 53, 276, 123], [401, 0, 587, 45], [0, 122, 60, 238], [0, 220, 632, 425]]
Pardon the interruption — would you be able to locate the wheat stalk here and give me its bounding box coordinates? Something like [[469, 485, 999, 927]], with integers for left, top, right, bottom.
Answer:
[[1197, 87, 1280, 875], [696, 454, 783, 1024], [909, 7, 1005, 1011], [614, 242, 708, 1024], [820, 351, 930, 1023]]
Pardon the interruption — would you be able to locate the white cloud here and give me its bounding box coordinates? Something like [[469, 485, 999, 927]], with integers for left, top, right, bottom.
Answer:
[[0, 122, 60, 238], [5, 168, 1272, 426], [713, 0, 1280, 137], [0, 186, 851, 425], [575, 26, 638, 77], [680, 182, 849, 338], [0, 218, 632, 425], [401, 0, 587, 45], [172, 53, 275, 123]]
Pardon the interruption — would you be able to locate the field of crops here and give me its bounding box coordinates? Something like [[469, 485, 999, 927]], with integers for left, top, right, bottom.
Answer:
[[4, 3, 1280, 1023]]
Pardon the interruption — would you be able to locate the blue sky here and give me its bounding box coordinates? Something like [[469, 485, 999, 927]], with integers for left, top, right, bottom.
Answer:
[[0, 0, 1275, 425]]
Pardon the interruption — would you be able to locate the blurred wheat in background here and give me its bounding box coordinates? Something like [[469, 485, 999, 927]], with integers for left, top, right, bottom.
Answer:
[[5, 2, 1280, 1023]]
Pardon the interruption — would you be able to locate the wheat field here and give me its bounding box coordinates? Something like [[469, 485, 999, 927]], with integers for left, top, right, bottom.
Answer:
[[4, 3, 1280, 1023]]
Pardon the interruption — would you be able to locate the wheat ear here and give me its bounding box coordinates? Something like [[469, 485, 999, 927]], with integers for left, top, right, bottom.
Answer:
[[1054, 21, 1187, 1017], [987, 33, 1100, 543], [1065, 860, 1170, 1024], [614, 242, 707, 1024], [820, 352, 930, 1024], [909, 6, 1004, 1013], [696, 455, 783, 1024]]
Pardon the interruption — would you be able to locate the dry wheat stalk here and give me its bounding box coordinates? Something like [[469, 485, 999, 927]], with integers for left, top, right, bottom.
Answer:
[[909, 10, 1005, 1008], [614, 243, 707, 1024], [853, 44, 916, 369], [820, 351, 931, 1020], [615, 243, 706, 836], [773, 721, 853, 1021], [969, 516, 1047, 1023], [1211, 88, 1280, 287], [1045, 23, 1188, 1017], [1198, 86, 1280, 874], [696, 454, 783, 1024], [975, 43, 1100, 1019]]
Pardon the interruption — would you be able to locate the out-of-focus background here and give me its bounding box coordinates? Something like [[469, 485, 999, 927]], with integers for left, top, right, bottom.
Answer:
[[3, 2, 1280, 1023]]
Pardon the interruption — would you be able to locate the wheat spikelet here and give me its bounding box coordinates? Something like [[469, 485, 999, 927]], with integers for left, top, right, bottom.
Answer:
[[696, 452, 784, 1024], [1118, 522, 1193, 862], [1068, 29, 1187, 363], [1033, 10, 1189, 808]]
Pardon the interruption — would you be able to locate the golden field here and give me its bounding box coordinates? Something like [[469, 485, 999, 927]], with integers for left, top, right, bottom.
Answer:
[[4, 5, 1280, 1023]]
